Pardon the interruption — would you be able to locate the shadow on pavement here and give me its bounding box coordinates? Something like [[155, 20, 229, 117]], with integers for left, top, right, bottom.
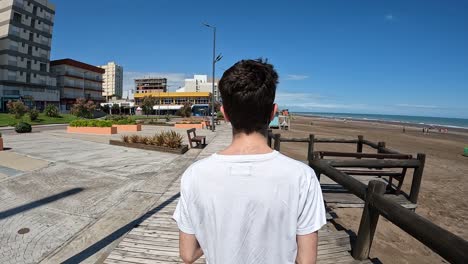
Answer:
[[0, 188, 84, 220], [62, 192, 180, 264]]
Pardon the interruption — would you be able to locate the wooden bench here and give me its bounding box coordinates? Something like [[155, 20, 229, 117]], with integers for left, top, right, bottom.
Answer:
[[187, 128, 206, 148], [317, 151, 414, 195]]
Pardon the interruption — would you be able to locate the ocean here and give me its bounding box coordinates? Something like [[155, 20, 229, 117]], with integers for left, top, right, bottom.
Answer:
[[295, 112, 468, 130]]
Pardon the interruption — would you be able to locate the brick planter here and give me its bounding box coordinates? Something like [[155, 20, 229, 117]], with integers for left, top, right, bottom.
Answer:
[[174, 123, 205, 129], [0, 138, 3, 151], [113, 124, 142, 132], [109, 140, 189, 154], [67, 126, 117, 135]]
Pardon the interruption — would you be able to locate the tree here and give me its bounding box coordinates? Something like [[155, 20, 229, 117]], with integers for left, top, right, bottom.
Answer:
[[177, 102, 192, 118], [101, 104, 110, 114], [44, 104, 60, 117], [111, 104, 120, 115], [29, 108, 39, 121], [141, 96, 156, 116], [71, 98, 96, 118], [7, 100, 29, 119]]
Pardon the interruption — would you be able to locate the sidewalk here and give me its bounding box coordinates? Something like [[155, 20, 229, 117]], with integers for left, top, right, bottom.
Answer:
[[102, 124, 232, 264]]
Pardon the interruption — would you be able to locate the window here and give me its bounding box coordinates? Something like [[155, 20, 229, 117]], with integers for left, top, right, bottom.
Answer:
[[9, 26, 20, 36], [40, 63, 46, 71], [8, 70, 17, 81], [13, 13, 22, 23], [34, 73, 37, 78], [9, 41, 18, 51]]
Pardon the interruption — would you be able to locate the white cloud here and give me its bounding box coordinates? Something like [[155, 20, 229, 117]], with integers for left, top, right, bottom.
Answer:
[[385, 14, 394, 21], [284, 74, 309, 81], [123, 71, 190, 92]]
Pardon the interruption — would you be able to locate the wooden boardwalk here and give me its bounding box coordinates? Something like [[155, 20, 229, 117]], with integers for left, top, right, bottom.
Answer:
[[103, 124, 374, 264]]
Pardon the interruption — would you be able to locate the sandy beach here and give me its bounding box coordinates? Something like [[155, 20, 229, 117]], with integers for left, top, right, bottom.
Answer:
[[275, 115, 468, 264]]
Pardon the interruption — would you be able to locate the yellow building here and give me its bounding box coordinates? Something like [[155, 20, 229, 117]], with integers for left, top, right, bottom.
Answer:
[[134, 91, 211, 105]]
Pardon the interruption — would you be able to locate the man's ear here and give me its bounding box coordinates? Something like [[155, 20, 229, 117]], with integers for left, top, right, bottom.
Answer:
[[220, 106, 229, 122], [270, 104, 278, 121]]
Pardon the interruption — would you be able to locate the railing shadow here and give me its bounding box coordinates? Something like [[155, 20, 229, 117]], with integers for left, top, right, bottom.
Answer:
[[62, 192, 180, 264], [0, 188, 84, 220]]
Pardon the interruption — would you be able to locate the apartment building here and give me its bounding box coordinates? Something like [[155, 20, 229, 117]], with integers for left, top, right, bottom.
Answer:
[[135, 77, 167, 94], [100, 61, 123, 99], [50, 58, 105, 111], [0, 0, 58, 111], [176, 75, 219, 100]]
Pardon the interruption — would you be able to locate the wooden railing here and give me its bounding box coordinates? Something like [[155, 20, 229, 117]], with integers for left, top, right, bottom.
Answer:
[[268, 131, 468, 263], [312, 160, 468, 263]]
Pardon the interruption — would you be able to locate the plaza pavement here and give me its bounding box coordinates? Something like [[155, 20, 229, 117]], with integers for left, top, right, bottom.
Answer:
[[0, 124, 225, 264]]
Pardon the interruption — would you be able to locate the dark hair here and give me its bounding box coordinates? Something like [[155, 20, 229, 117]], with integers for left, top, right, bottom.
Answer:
[[219, 59, 278, 134]]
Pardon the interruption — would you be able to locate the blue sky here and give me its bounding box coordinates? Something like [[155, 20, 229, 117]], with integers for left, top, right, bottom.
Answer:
[[51, 0, 468, 118]]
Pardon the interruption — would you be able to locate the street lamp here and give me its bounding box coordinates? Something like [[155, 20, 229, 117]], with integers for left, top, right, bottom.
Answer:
[[203, 23, 222, 132]]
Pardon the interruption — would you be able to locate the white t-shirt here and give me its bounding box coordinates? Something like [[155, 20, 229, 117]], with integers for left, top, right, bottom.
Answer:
[[173, 150, 326, 264]]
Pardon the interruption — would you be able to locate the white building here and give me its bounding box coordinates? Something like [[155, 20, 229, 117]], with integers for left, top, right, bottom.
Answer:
[[99, 61, 123, 99], [176, 74, 219, 100], [0, 0, 58, 111]]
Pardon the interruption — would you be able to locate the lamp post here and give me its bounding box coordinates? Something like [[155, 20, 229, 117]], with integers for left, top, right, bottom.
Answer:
[[203, 23, 222, 132]]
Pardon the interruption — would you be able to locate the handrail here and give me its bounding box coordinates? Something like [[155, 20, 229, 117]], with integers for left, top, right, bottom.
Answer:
[[357, 181, 468, 263], [318, 151, 412, 159], [324, 159, 421, 168]]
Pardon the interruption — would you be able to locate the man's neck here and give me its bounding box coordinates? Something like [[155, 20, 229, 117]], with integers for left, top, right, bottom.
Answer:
[[218, 131, 273, 155]]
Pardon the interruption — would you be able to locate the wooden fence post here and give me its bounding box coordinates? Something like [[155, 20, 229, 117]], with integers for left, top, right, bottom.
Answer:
[[267, 129, 272, 148], [377, 142, 386, 154], [357, 135, 364, 154], [273, 133, 281, 151], [307, 134, 315, 163], [409, 153, 426, 204], [353, 180, 387, 260]]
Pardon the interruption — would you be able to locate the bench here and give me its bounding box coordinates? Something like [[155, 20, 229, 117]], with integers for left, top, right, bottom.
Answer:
[[317, 151, 414, 194], [187, 128, 206, 148]]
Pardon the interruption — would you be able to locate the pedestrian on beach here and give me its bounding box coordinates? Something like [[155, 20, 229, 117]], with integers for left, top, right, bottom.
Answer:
[[173, 59, 326, 264]]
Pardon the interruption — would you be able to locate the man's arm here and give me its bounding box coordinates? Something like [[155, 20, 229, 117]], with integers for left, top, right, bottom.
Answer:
[[179, 231, 203, 264], [296, 232, 318, 264]]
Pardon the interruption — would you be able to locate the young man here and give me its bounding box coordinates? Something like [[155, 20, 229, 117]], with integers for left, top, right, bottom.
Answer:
[[173, 59, 326, 264]]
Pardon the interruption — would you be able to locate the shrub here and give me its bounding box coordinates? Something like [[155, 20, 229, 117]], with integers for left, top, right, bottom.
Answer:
[[71, 98, 96, 118], [216, 111, 224, 119], [122, 131, 183, 149], [177, 102, 192, 118], [7, 100, 29, 119], [44, 104, 60, 117], [29, 109, 39, 121], [115, 119, 136, 125], [165, 114, 171, 122], [15, 122, 32, 133], [69, 120, 113, 127]]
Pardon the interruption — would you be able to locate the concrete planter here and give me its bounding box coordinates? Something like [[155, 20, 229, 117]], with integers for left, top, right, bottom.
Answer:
[[174, 123, 205, 129], [67, 126, 117, 135], [0, 137, 3, 151], [112, 124, 142, 132], [109, 140, 189, 154]]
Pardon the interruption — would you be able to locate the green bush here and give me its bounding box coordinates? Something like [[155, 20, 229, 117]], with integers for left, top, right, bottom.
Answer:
[[216, 111, 224, 119], [44, 104, 60, 117], [29, 109, 39, 121], [15, 122, 32, 133], [115, 119, 136, 125], [69, 120, 113, 127], [7, 100, 29, 119]]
